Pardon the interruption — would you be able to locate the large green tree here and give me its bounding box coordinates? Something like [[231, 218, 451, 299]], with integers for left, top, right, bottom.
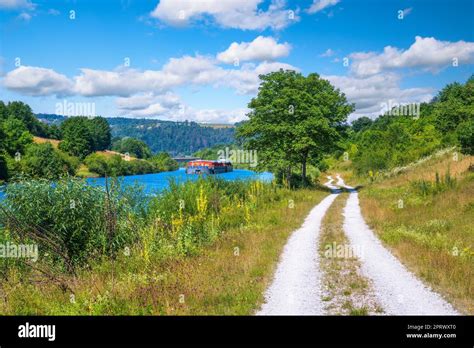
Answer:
[[1, 117, 33, 156], [237, 70, 354, 184], [88, 117, 112, 151], [59, 117, 94, 158]]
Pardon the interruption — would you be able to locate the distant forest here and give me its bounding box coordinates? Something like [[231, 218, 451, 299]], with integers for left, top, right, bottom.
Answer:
[[37, 114, 236, 156]]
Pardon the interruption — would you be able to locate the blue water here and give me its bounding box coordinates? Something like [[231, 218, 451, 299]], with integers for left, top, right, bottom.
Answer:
[[0, 169, 273, 199]]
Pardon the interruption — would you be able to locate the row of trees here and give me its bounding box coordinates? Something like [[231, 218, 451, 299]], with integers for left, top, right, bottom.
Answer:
[[235, 71, 473, 185], [350, 76, 474, 174], [0, 101, 71, 181], [109, 118, 235, 156], [84, 152, 178, 177], [0, 101, 178, 182]]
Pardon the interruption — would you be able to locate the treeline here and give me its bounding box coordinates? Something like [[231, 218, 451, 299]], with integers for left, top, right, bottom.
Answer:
[[346, 75, 474, 175], [0, 101, 178, 182], [108, 118, 235, 156], [38, 115, 236, 156]]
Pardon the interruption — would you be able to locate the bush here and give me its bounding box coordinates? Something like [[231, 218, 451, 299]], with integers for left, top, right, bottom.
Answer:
[[0, 178, 142, 270], [147, 177, 278, 256], [457, 118, 474, 155], [21, 143, 77, 179], [85, 153, 157, 177]]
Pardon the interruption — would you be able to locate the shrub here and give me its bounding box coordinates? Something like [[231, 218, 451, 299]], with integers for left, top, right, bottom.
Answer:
[[457, 118, 474, 155], [21, 143, 77, 179], [0, 178, 142, 271]]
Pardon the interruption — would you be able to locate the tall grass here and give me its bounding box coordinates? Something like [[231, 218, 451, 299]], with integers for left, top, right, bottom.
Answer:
[[0, 176, 283, 286]]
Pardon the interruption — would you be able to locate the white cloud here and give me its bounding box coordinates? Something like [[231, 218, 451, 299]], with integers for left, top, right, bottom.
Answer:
[[0, 0, 35, 10], [307, 0, 340, 14], [350, 36, 474, 76], [320, 48, 335, 57], [324, 72, 433, 120], [221, 61, 298, 94], [116, 92, 247, 123], [3, 52, 297, 122], [217, 36, 291, 64], [17, 11, 31, 20], [150, 0, 298, 30], [3, 65, 74, 96], [71, 55, 297, 97], [190, 107, 248, 123]]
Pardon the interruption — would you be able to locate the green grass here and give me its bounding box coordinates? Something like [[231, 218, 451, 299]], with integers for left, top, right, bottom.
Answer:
[[358, 152, 474, 314], [0, 185, 328, 315]]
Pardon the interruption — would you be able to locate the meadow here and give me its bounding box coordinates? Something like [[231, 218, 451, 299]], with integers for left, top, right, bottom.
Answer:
[[0, 176, 328, 314]]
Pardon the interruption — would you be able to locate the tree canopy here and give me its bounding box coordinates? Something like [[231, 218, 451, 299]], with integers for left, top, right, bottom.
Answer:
[[237, 70, 354, 184]]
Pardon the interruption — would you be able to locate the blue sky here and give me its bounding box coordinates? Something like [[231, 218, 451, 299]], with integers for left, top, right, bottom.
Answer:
[[1, 0, 473, 122]]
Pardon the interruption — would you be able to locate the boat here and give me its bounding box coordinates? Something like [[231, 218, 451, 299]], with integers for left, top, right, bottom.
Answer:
[[186, 160, 233, 174]]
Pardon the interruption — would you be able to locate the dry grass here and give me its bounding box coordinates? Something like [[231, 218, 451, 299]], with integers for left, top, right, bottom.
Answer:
[[33, 136, 60, 148], [319, 193, 383, 315], [0, 189, 328, 315], [358, 151, 474, 314]]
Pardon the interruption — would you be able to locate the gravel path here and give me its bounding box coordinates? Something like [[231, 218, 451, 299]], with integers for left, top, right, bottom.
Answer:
[[342, 191, 459, 315], [257, 186, 339, 315]]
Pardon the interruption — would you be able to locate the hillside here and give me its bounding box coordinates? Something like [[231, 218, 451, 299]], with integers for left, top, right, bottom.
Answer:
[[348, 149, 473, 313], [37, 114, 236, 156]]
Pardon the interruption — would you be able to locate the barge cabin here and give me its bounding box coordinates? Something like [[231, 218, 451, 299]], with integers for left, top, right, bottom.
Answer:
[[186, 160, 233, 174]]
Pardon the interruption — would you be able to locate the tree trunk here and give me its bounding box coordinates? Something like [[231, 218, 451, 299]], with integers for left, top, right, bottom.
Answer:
[[286, 166, 291, 187], [301, 156, 307, 186]]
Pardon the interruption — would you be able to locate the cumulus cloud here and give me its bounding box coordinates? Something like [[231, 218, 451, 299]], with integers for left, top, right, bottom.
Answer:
[[72, 55, 222, 97], [3, 65, 74, 96], [324, 72, 433, 120], [2, 53, 297, 123], [0, 0, 35, 10], [217, 36, 291, 64], [220, 61, 298, 94], [150, 0, 298, 30], [307, 0, 340, 14], [116, 92, 248, 123], [350, 36, 474, 76]]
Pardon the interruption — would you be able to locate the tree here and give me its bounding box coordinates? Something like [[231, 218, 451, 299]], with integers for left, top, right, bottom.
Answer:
[[88, 117, 112, 151], [2, 117, 33, 156], [22, 143, 76, 179], [0, 101, 8, 121], [237, 70, 354, 184], [433, 77, 474, 141], [150, 152, 179, 172], [59, 117, 94, 158], [457, 118, 474, 155], [351, 116, 373, 132], [112, 137, 152, 159], [6, 101, 47, 135]]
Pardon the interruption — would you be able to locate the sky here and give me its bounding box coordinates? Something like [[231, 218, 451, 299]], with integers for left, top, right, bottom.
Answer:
[[0, 0, 473, 123]]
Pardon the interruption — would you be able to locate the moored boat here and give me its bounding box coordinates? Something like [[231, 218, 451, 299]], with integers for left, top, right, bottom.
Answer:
[[186, 160, 233, 174]]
